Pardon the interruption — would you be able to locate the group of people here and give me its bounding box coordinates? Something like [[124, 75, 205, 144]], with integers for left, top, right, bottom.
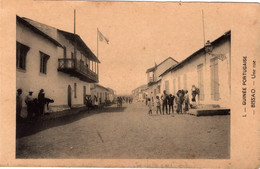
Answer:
[[16, 88, 54, 122], [147, 89, 190, 116], [116, 96, 133, 107]]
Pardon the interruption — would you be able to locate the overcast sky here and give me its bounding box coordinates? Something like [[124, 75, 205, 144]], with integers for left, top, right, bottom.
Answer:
[[13, 1, 238, 94]]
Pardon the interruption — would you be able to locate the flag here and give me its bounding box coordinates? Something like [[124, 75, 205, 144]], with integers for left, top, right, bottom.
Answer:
[[98, 29, 109, 44]]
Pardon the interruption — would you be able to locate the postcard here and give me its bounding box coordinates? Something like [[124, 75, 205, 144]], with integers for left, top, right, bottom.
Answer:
[[0, 0, 259, 168]]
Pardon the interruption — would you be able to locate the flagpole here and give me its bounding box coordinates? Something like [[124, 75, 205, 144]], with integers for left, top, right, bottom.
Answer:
[[74, 9, 77, 61], [97, 28, 99, 78]]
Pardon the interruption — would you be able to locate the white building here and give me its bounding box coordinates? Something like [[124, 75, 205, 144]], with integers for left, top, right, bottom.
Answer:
[[131, 84, 148, 102], [160, 31, 231, 108], [91, 84, 109, 104], [16, 16, 100, 113], [146, 57, 178, 101], [107, 88, 116, 103]]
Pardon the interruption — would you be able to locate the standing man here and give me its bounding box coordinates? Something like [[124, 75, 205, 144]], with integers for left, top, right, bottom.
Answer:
[[168, 94, 175, 115], [25, 91, 34, 120], [16, 89, 23, 122], [38, 89, 45, 115], [162, 90, 168, 115]]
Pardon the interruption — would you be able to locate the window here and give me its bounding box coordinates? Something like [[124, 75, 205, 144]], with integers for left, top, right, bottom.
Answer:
[[183, 74, 187, 90], [16, 42, 30, 70], [177, 76, 180, 90], [210, 58, 219, 100], [165, 80, 169, 94], [63, 46, 67, 58], [74, 83, 77, 98], [40, 52, 50, 74], [173, 79, 176, 94]]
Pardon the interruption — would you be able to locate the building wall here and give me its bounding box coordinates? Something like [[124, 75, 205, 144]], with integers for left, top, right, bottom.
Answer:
[[91, 86, 108, 104], [155, 58, 177, 81], [16, 20, 91, 111], [161, 38, 231, 107]]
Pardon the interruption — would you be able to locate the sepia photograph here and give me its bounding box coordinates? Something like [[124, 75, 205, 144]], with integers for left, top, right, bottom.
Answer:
[[0, 0, 259, 168], [15, 3, 230, 159]]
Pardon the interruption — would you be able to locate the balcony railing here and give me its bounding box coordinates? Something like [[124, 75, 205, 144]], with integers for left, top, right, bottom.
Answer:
[[58, 58, 98, 83]]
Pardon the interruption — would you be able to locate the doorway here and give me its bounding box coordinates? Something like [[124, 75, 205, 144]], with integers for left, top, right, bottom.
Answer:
[[68, 85, 72, 107]]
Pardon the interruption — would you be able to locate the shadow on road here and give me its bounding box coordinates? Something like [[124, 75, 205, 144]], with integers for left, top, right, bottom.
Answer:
[[16, 106, 127, 139]]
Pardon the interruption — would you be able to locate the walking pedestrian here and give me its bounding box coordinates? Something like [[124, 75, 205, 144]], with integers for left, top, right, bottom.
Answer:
[[38, 89, 45, 115], [147, 98, 152, 115], [156, 96, 161, 115], [16, 88, 23, 122], [25, 91, 34, 120]]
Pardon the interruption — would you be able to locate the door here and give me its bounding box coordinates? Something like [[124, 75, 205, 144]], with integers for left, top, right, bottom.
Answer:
[[68, 85, 72, 107], [83, 86, 86, 104], [197, 64, 204, 100], [210, 58, 220, 100]]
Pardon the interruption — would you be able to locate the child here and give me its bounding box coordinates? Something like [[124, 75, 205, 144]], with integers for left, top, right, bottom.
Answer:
[[147, 98, 152, 115], [156, 96, 161, 115]]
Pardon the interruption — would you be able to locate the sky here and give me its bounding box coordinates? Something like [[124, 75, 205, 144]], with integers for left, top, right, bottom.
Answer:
[[10, 0, 236, 94]]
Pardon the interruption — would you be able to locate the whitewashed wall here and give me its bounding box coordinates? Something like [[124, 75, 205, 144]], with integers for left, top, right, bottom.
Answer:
[[160, 38, 231, 107], [16, 20, 91, 110]]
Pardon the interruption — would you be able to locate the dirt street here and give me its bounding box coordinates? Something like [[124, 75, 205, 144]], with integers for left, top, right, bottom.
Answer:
[[16, 102, 230, 159]]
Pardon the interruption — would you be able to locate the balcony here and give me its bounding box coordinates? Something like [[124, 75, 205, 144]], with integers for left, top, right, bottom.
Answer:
[[58, 58, 98, 83]]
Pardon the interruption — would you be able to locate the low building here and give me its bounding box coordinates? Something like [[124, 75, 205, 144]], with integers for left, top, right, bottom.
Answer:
[[131, 84, 148, 102], [146, 57, 178, 101], [16, 16, 100, 114], [107, 88, 116, 103], [91, 84, 109, 104], [160, 31, 231, 108]]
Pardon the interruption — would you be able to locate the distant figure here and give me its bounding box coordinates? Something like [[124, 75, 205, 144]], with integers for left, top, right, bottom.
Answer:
[[25, 91, 34, 119], [156, 96, 161, 115], [38, 89, 45, 115], [94, 95, 99, 108], [16, 89, 23, 121], [168, 94, 175, 114], [147, 98, 152, 115]]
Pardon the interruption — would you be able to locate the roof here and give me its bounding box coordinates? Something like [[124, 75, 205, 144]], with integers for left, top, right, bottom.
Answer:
[[132, 84, 148, 92], [17, 15, 62, 47], [58, 30, 100, 63], [95, 84, 109, 91], [146, 57, 178, 73], [159, 30, 231, 77], [21, 16, 100, 63]]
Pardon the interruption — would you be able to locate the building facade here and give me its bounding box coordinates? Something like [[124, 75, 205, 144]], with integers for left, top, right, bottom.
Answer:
[[91, 84, 110, 104], [131, 84, 148, 102], [160, 31, 231, 108], [146, 57, 178, 101], [16, 16, 100, 114]]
